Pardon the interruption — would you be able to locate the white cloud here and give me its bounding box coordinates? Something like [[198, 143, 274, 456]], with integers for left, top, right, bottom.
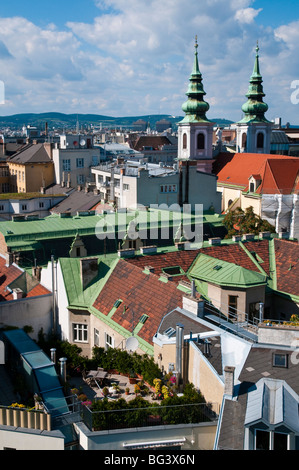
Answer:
[[234, 7, 263, 24], [0, 1, 297, 124]]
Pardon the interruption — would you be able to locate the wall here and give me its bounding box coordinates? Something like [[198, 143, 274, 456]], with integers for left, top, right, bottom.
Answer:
[[207, 284, 265, 321], [74, 421, 217, 451], [258, 324, 299, 346], [40, 261, 70, 341], [8, 162, 54, 193], [53, 147, 101, 187], [189, 341, 224, 410], [25, 163, 54, 192], [0, 426, 65, 450], [0, 295, 53, 340]]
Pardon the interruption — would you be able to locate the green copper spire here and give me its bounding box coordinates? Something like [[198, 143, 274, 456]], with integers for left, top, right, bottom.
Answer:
[[180, 37, 211, 123], [238, 42, 270, 123]]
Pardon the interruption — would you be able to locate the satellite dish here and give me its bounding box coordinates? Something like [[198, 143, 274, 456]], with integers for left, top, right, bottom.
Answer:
[[80, 139, 86, 146], [125, 336, 139, 352]]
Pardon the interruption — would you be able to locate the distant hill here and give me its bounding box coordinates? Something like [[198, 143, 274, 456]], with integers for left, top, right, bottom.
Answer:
[[0, 112, 234, 130]]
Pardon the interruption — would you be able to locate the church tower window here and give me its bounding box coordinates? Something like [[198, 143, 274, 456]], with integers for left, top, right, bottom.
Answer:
[[257, 132, 264, 149], [183, 133, 187, 149], [197, 133, 205, 150]]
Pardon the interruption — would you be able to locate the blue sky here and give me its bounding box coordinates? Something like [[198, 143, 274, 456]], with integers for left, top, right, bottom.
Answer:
[[0, 0, 299, 124]]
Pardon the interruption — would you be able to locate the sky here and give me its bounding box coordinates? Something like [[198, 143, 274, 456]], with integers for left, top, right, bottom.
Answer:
[[0, 0, 299, 124]]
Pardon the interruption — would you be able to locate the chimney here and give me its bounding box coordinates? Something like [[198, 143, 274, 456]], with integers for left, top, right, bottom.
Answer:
[[80, 257, 99, 290], [182, 294, 204, 318], [5, 251, 13, 267], [59, 357, 67, 383], [13, 288, 23, 300], [50, 348, 56, 364], [224, 366, 235, 399]]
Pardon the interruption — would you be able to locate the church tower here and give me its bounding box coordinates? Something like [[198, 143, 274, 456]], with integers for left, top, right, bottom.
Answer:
[[236, 42, 272, 154], [177, 37, 214, 173]]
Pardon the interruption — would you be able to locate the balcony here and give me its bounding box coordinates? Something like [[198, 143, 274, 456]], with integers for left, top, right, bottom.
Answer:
[[81, 401, 218, 432]]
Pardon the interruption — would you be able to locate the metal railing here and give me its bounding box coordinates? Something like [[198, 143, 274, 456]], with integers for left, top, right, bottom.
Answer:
[[204, 300, 259, 342], [81, 402, 219, 432]]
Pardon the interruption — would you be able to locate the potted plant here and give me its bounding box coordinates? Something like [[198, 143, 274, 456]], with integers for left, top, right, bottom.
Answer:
[[134, 383, 141, 396], [129, 371, 137, 384], [102, 387, 109, 397], [125, 387, 130, 395]]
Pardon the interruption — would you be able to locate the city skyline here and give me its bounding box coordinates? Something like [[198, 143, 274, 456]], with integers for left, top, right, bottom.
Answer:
[[0, 0, 299, 124]]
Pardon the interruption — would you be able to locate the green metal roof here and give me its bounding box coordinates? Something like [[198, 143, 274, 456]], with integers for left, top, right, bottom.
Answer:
[[59, 254, 118, 309], [190, 253, 267, 288]]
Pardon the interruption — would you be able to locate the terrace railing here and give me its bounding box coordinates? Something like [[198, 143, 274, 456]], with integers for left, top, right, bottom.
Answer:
[[81, 402, 219, 432]]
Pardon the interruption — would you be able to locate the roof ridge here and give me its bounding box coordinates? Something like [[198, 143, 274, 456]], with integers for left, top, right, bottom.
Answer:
[[238, 241, 268, 276]]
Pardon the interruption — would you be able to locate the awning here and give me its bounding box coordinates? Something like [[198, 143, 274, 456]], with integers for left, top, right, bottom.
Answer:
[[123, 438, 186, 450]]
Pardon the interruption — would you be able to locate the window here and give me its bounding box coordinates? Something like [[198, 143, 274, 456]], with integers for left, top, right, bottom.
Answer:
[[73, 323, 88, 343], [183, 133, 187, 149], [39, 202, 44, 208], [21, 204, 27, 211], [0, 205, 4, 211], [273, 353, 288, 368], [123, 183, 130, 191], [105, 332, 114, 350], [160, 184, 177, 193], [76, 158, 84, 168], [94, 328, 100, 347], [249, 182, 255, 193], [242, 132, 247, 148], [257, 132, 264, 149], [197, 133, 205, 150], [77, 174, 85, 184], [1, 183, 9, 193], [62, 159, 71, 171], [255, 430, 289, 450], [228, 295, 238, 319]]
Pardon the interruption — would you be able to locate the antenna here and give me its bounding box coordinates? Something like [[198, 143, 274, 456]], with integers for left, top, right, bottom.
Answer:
[[125, 336, 139, 353]]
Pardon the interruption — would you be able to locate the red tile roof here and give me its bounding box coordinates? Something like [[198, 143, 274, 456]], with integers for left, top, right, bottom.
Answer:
[[199, 241, 270, 274], [274, 238, 299, 297], [26, 284, 51, 297], [0, 256, 51, 301], [125, 250, 200, 284], [0, 257, 23, 301], [92, 259, 184, 345], [215, 153, 299, 194]]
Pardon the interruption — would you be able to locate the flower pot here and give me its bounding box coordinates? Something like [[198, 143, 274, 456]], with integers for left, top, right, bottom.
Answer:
[[129, 377, 137, 384]]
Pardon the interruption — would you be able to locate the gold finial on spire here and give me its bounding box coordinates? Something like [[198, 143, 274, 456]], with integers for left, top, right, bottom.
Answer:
[[195, 35, 198, 49]]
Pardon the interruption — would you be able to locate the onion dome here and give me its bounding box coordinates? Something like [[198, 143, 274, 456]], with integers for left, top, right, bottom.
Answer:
[[239, 42, 270, 123], [181, 37, 211, 123]]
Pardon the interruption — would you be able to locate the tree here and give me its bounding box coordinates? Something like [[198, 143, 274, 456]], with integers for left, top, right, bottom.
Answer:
[[223, 206, 275, 238]]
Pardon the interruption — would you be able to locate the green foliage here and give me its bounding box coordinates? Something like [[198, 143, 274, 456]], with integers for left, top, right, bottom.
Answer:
[[223, 206, 275, 239], [88, 383, 209, 431], [91, 347, 162, 385]]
